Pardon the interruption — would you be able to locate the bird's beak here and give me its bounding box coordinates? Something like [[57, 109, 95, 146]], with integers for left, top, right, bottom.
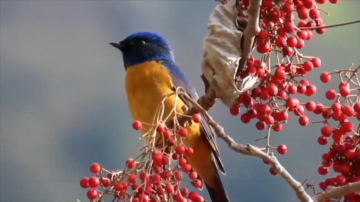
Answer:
[[109, 42, 122, 50]]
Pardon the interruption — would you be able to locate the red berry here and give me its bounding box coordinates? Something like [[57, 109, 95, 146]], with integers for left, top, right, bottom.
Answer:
[[189, 171, 198, 179], [303, 61, 313, 72], [126, 160, 136, 168], [339, 81, 350, 89], [192, 114, 201, 123], [309, 9, 320, 19], [325, 89, 336, 100], [100, 178, 110, 187], [267, 84, 278, 96], [88, 176, 100, 188], [336, 174, 347, 185], [320, 72, 331, 83], [163, 130, 172, 139], [269, 167, 278, 176], [87, 189, 98, 199], [279, 111, 289, 120], [157, 123, 165, 132], [286, 97, 299, 109], [264, 115, 274, 125], [312, 57, 321, 67], [165, 183, 174, 194], [161, 155, 169, 165], [181, 188, 189, 197], [354, 102, 360, 113], [297, 30, 308, 40], [182, 164, 192, 173], [286, 36, 297, 47], [185, 147, 194, 156], [339, 86, 350, 97], [179, 157, 187, 166], [255, 121, 266, 130], [178, 128, 188, 137], [277, 144, 288, 154], [306, 101, 316, 111], [240, 113, 251, 123], [132, 120, 142, 130], [152, 153, 162, 165], [156, 187, 164, 195], [321, 125, 332, 137], [317, 136, 328, 145], [318, 166, 329, 175], [343, 106, 354, 116], [80, 177, 89, 188], [257, 43, 271, 53], [139, 172, 149, 182], [114, 182, 124, 191], [306, 30, 313, 40], [299, 116, 309, 126], [166, 138, 175, 146], [297, 85, 306, 94], [192, 179, 202, 188], [304, 0, 314, 9], [297, 6, 308, 19], [319, 181, 327, 190], [90, 163, 101, 174], [230, 106, 239, 116], [275, 36, 286, 47], [332, 102, 342, 112], [272, 123, 282, 132], [287, 85, 297, 94], [345, 149, 355, 159], [340, 121, 354, 132], [305, 84, 316, 96], [171, 153, 178, 160], [128, 174, 137, 183], [176, 145, 185, 154]]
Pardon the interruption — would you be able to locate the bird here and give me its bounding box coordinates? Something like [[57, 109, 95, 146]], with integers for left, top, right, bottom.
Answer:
[[110, 31, 229, 202]]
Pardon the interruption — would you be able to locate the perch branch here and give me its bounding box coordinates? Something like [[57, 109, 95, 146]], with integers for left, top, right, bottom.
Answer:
[[166, 75, 217, 128]]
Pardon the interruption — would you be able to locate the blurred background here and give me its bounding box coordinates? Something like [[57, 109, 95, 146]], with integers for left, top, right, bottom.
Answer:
[[1, 1, 359, 201]]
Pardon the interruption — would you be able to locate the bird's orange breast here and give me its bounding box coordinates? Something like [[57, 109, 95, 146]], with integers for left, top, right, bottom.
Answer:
[[124, 61, 202, 145], [125, 61, 216, 188]]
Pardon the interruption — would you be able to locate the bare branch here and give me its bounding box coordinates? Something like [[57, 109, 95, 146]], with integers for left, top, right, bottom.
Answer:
[[314, 182, 360, 202], [238, 0, 261, 72]]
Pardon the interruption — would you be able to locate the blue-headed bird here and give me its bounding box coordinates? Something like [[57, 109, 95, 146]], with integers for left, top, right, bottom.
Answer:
[[110, 32, 229, 202]]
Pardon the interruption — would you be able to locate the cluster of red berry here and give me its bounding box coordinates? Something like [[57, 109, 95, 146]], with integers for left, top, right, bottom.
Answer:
[[233, 0, 329, 154], [316, 72, 360, 201], [233, 0, 360, 200], [80, 115, 207, 202]]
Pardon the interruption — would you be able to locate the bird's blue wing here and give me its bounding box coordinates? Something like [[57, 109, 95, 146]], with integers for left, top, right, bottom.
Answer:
[[162, 61, 226, 174]]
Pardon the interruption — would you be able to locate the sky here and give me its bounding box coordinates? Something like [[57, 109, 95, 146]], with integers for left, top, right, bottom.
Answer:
[[0, 0, 359, 202]]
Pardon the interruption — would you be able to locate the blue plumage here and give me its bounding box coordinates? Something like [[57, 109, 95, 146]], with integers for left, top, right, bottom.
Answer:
[[118, 32, 174, 67], [115, 32, 196, 98]]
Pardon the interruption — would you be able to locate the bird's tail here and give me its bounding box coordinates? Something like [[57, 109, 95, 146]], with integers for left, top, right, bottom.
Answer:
[[204, 162, 230, 202]]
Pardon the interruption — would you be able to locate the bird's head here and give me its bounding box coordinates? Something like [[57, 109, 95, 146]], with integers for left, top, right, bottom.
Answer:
[[110, 32, 174, 68]]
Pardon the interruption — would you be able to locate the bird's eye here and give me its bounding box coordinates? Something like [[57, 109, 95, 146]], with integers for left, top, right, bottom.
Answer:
[[140, 40, 146, 45]]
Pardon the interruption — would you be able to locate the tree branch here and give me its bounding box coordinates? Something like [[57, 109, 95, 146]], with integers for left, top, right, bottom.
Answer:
[[236, 0, 261, 77], [314, 182, 360, 202]]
